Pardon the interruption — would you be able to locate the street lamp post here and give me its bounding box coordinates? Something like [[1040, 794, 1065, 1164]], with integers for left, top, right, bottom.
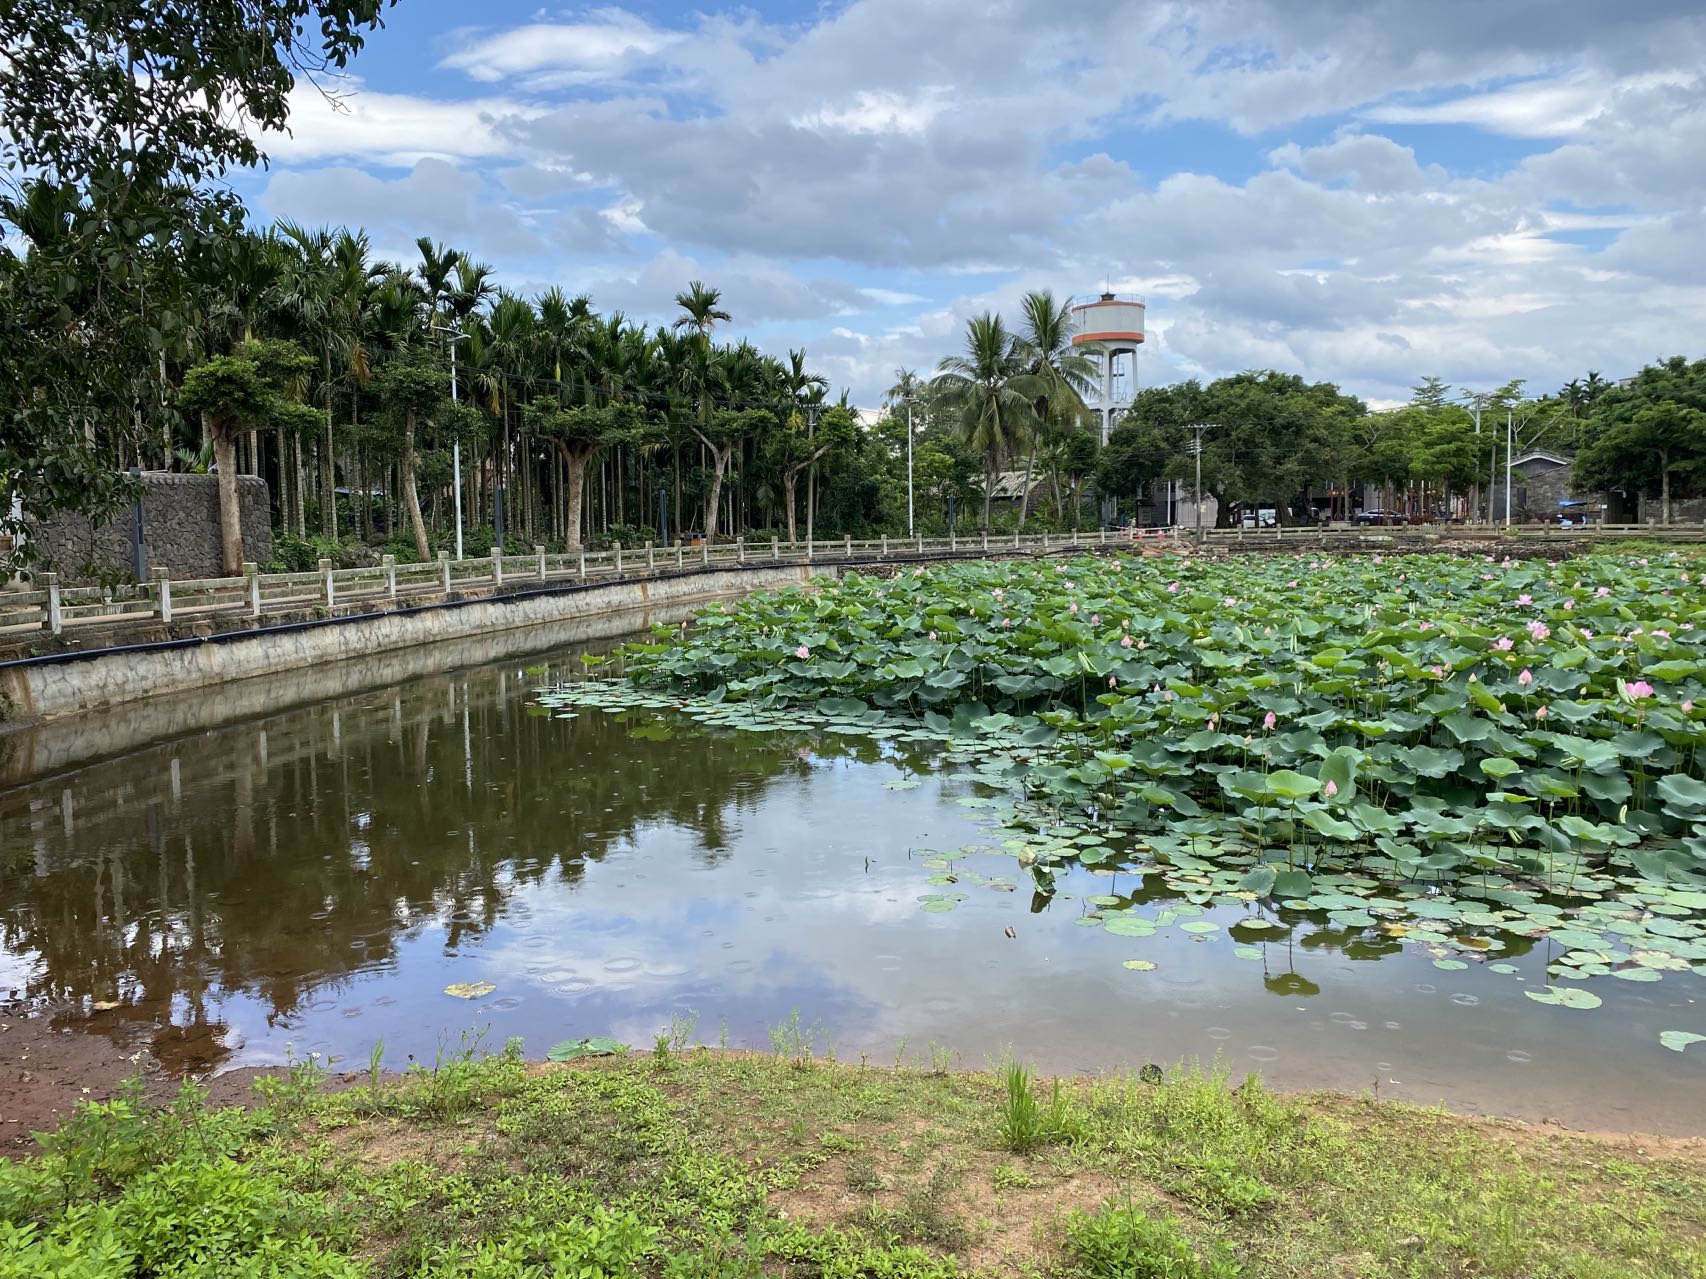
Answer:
[[432, 324, 469, 561]]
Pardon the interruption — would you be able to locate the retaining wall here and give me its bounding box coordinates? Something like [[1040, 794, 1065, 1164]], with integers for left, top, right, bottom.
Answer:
[[0, 563, 825, 732]]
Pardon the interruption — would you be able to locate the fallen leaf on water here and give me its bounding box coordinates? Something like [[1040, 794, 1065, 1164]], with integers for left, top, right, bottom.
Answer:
[[443, 982, 496, 1000], [1003, 925, 1017, 939], [91, 1000, 120, 1011]]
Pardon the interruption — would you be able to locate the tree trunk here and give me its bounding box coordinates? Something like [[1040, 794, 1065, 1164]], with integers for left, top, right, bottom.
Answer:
[[983, 459, 996, 527], [703, 442, 732, 540], [402, 407, 430, 561], [783, 468, 799, 543], [211, 418, 244, 576], [1017, 437, 1037, 530], [555, 442, 597, 551], [1661, 447, 1671, 524]]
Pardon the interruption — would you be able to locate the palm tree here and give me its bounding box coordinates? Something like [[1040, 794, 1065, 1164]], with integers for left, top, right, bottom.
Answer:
[[274, 222, 343, 537], [932, 313, 1038, 528], [672, 281, 730, 341], [779, 348, 829, 542], [1015, 290, 1096, 528]]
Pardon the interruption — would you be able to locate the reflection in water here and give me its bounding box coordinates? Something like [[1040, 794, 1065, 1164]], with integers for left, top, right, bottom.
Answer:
[[2, 641, 1704, 1133]]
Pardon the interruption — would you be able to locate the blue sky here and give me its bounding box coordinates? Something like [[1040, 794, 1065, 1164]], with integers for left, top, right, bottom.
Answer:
[[239, 0, 1706, 408]]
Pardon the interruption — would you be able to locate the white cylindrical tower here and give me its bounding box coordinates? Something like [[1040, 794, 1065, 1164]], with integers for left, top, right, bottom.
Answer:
[[1070, 292, 1146, 444]]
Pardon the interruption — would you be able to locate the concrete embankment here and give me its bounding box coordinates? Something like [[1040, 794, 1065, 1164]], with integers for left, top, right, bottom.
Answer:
[[0, 563, 826, 740]]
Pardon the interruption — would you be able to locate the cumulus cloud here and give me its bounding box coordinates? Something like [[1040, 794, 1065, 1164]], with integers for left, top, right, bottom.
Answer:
[[250, 0, 1706, 407]]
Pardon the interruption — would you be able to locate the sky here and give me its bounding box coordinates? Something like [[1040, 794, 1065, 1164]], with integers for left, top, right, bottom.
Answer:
[[237, 0, 1706, 411]]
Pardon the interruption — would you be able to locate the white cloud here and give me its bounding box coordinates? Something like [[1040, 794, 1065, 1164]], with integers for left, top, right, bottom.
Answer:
[[1364, 70, 1693, 138], [793, 90, 948, 136], [438, 14, 683, 87], [261, 78, 536, 165]]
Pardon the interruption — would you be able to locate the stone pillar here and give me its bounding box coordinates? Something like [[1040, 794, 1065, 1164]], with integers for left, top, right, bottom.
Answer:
[[318, 558, 334, 608], [490, 546, 503, 586], [153, 566, 173, 623], [244, 562, 260, 619], [382, 554, 397, 602], [41, 572, 61, 635], [438, 550, 451, 593], [614, 541, 623, 574], [536, 545, 547, 580]]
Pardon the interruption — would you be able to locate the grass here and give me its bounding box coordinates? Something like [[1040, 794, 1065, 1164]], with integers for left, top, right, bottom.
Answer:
[[4, 1042, 1705, 1277]]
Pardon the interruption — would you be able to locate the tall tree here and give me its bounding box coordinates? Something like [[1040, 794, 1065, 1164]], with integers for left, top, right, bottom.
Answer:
[[178, 341, 318, 573], [0, 0, 394, 563], [932, 313, 1039, 527], [1014, 290, 1095, 529]]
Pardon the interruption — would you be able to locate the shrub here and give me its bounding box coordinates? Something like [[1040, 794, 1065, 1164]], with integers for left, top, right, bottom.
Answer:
[[1065, 1202, 1240, 1278]]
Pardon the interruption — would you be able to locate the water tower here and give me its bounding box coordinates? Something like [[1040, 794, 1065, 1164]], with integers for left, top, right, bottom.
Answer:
[[1070, 292, 1145, 444]]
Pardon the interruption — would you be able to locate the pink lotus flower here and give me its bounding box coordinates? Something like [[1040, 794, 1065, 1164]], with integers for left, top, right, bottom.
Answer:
[[1286, 580, 1297, 588], [1518, 668, 1533, 687], [1596, 586, 1610, 597], [1122, 618, 1130, 629], [1579, 628, 1593, 640], [1208, 713, 1219, 729], [1517, 593, 1533, 606], [1563, 598, 1575, 611], [1431, 665, 1444, 678], [1263, 711, 1277, 731], [1624, 679, 1655, 700], [1120, 634, 1134, 648], [1108, 675, 1118, 688], [1527, 621, 1551, 642], [992, 587, 1004, 600], [1684, 699, 1695, 713], [927, 631, 937, 641], [1373, 554, 1384, 564], [795, 645, 810, 659], [1090, 613, 1100, 624], [1163, 690, 1174, 702], [1536, 704, 1549, 720], [1002, 617, 1012, 628], [1223, 597, 1238, 608], [1492, 636, 1514, 652], [1068, 601, 1079, 614], [1167, 581, 1179, 593], [1323, 779, 1339, 798], [1418, 621, 1432, 632]]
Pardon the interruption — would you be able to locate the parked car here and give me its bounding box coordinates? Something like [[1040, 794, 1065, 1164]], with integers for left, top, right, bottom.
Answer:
[[1353, 509, 1406, 525]]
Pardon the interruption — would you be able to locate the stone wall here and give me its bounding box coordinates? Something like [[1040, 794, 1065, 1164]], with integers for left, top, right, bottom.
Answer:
[[28, 472, 271, 582]]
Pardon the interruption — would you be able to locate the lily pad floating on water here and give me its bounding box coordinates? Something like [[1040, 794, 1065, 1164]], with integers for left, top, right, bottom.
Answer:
[[1432, 959, 1468, 971], [1122, 960, 1158, 971], [883, 778, 922, 790], [443, 981, 496, 1000], [1489, 963, 1520, 974], [546, 1037, 626, 1061], [1659, 1031, 1705, 1053], [1233, 946, 1264, 961], [1524, 986, 1603, 1010]]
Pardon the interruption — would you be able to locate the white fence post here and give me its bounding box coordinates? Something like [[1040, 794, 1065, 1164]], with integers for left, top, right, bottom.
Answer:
[[772, 536, 779, 560], [1042, 531, 1049, 551], [982, 530, 988, 552], [806, 537, 814, 563], [537, 545, 547, 580], [490, 546, 503, 586], [438, 551, 451, 593], [675, 543, 683, 568], [153, 566, 173, 623], [41, 572, 61, 636], [844, 534, 852, 559], [614, 541, 623, 574], [1014, 531, 1020, 549], [382, 553, 397, 602], [738, 536, 746, 564], [578, 547, 587, 578], [318, 558, 335, 609], [917, 533, 924, 554], [646, 541, 655, 573], [244, 562, 260, 619], [701, 539, 710, 566], [880, 534, 888, 557]]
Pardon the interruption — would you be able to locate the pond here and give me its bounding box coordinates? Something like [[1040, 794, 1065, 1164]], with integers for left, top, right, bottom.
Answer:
[[2, 629, 1703, 1134]]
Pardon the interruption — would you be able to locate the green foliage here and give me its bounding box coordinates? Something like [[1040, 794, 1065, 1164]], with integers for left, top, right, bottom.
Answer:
[[1575, 357, 1706, 513], [1065, 1202, 1241, 1278], [997, 1058, 1067, 1152]]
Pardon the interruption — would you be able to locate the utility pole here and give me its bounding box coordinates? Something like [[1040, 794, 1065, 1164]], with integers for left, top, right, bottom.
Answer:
[[1186, 423, 1213, 543]]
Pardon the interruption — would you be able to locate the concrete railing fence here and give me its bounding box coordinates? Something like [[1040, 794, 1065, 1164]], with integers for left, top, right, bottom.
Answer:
[[5, 521, 1702, 641]]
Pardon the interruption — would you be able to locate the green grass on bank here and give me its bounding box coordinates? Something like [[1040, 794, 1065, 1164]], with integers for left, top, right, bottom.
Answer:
[[3, 1042, 1704, 1278]]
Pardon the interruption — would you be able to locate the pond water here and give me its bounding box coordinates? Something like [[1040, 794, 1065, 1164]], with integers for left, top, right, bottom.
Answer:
[[2, 636, 1703, 1133]]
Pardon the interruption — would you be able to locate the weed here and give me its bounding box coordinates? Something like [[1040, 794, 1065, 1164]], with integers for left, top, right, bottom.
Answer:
[[668, 1010, 701, 1052], [766, 1010, 821, 1065], [997, 1058, 1065, 1153], [893, 1035, 908, 1070], [1066, 1200, 1241, 1278], [927, 1040, 954, 1074], [992, 1162, 1035, 1192]]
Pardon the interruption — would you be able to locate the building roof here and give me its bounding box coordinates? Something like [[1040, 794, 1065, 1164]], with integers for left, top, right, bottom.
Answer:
[[983, 470, 1047, 499]]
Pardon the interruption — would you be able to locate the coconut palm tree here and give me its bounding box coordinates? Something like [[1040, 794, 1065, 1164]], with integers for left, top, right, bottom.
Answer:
[[1014, 290, 1097, 527], [932, 313, 1038, 527]]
